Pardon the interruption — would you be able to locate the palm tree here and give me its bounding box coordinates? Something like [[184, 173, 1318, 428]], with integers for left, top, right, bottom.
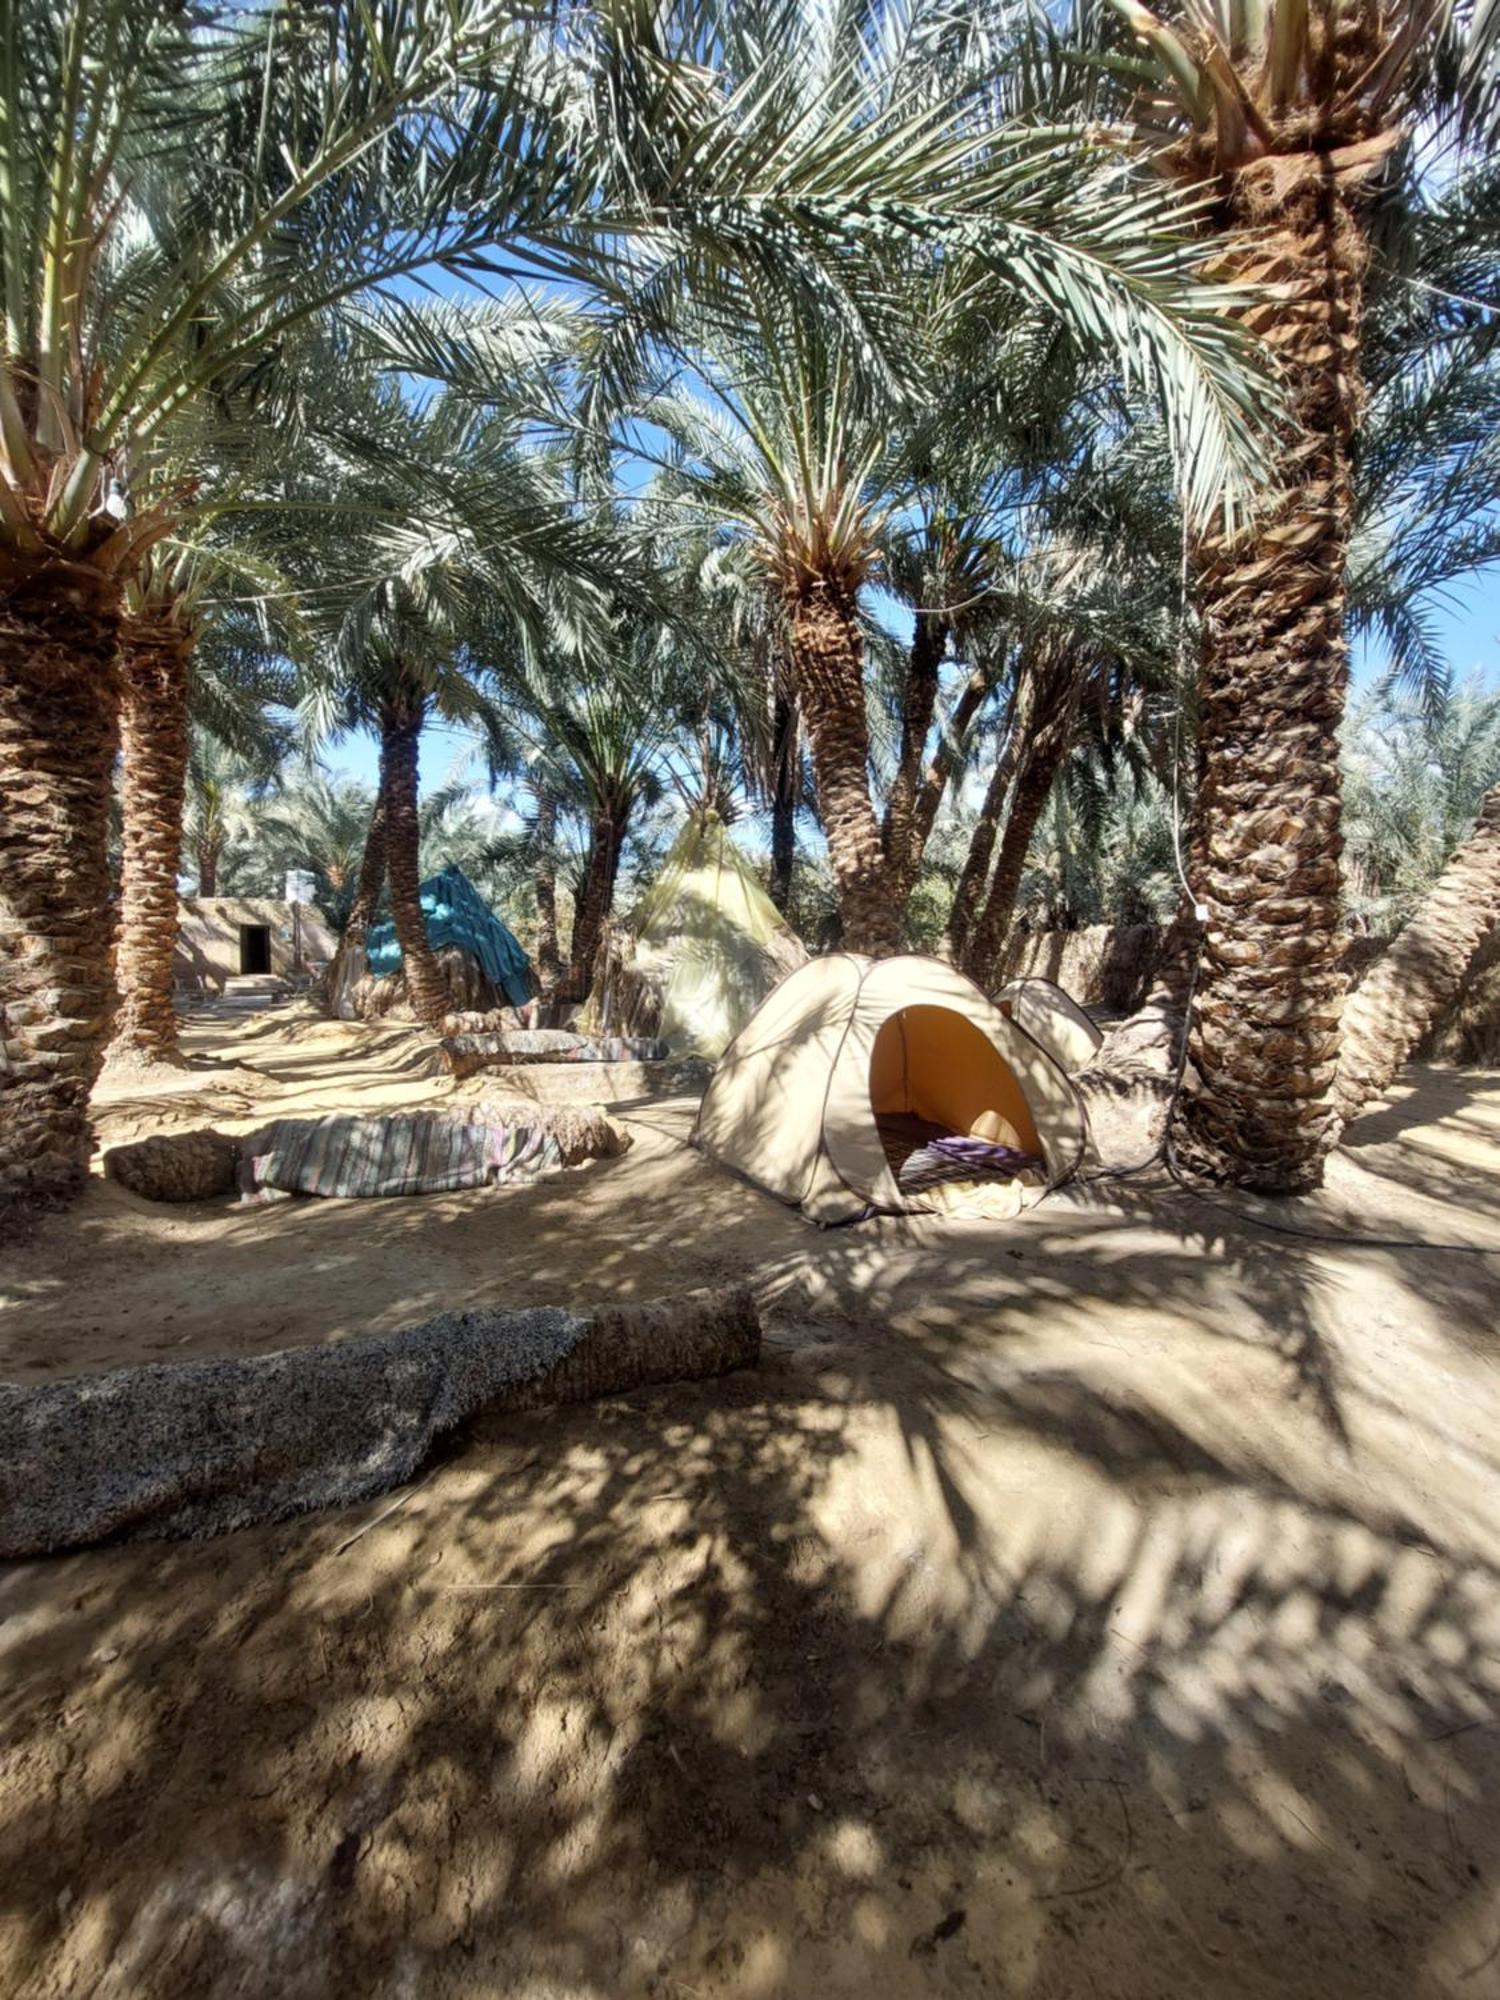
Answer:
[[1327, 680, 1500, 1123], [10, 0, 1116, 1193], [643, 201, 1259, 952], [491, 608, 687, 998], [1334, 782, 1500, 1126], [309, 368, 644, 1027], [110, 593, 199, 1059], [0, 0, 564, 1191], [1013, 769, 1182, 935], [258, 775, 380, 927], [181, 730, 286, 900], [108, 506, 309, 1062], [1091, 0, 1498, 1189], [325, 773, 390, 1022], [926, 419, 1184, 980]]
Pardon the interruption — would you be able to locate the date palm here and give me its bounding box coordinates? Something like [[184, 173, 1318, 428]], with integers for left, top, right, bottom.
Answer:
[[0, 0, 560, 1192], [310, 382, 631, 1028], [257, 775, 380, 929], [484, 606, 690, 998], [9, 0, 1175, 1194], [108, 526, 309, 1061], [1092, 0, 1499, 1189], [1331, 680, 1500, 1122], [647, 247, 1255, 955], [1335, 782, 1500, 1124]]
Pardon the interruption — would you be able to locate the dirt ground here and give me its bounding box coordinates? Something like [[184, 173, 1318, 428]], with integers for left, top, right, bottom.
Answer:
[[3, 1008, 1500, 1997]]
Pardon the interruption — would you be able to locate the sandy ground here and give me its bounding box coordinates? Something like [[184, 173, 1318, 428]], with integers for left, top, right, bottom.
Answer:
[[3, 1009, 1500, 1996]]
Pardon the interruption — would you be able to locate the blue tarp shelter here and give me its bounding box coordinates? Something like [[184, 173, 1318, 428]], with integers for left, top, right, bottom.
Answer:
[[367, 865, 533, 1007]]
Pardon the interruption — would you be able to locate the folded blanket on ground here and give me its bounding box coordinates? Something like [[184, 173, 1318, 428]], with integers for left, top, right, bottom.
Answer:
[[442, 1028, 669, 1077], [239, 1108, 563, 1201]]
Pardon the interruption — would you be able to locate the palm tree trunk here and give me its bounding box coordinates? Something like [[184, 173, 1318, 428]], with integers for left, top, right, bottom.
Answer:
[[327, 778, 388, 1021], [108, 605, 194, 1063], [945, 751, 1012, 967], [196, 843, 219, 897], [910, 660, 992, 874], [786, 578, 901, 956], [964, 716, 1073, 990], [944, 670, 1033, 964], [0, 582, 123, 1200], [1332, 783, 1500, 1129], [532, 781, 562, 998], [566, 803, 624, 1000], [1173, 164, 1367, 1193], [379, 700, 449, 1031], [769, 689, 798, 914], [882, 610, 948, 906]]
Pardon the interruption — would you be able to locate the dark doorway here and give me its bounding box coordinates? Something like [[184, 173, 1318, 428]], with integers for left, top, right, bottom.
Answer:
[[239, 924, 272, 975]]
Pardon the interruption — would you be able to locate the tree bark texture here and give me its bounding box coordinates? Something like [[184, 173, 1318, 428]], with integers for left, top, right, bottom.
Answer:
[[1332, 783, 1500, 1130], [944, 671, 1032, 965], [946, 758, 1008, 968], [379, 700, 449, 1031], [881, 609, 949, 907], [327, 775, 388, 1021], [0, 579, 123, 1199], [566, 800, 625, 1000], [964, 671, 1078, 990], [1174, 162, 1367, 1193], [769, 688, 798, 915], [108, 606, 194, 1062], [786, 579, 902, 956], [532, 781, 562, 998]]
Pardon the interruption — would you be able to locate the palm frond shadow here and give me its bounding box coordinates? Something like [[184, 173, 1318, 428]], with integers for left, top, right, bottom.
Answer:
[[3, 1168, 1499, 1993]]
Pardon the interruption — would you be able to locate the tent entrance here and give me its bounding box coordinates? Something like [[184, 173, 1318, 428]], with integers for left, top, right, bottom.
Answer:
[[238, 924, 272, 975], [869, 1005, 1041, 1164]]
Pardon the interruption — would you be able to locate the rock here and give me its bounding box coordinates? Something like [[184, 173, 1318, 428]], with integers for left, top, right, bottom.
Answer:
[[104, 1129, 239, 1203]]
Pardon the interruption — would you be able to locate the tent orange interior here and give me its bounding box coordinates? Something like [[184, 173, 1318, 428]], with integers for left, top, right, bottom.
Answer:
[[868, 1005, 1042, 1153]]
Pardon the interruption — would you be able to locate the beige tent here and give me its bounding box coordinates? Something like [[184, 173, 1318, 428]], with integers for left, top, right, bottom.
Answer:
[[583, 807, 807, 1058], [694, 954, 1087, 1223], [998, 976, 1102, 1076]]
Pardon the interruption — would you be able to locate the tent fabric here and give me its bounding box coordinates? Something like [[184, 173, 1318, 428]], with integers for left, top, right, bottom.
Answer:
[[366, 865, 533, 1007], [998, 976, 1102, 1076], [694, 954, 1087, 1224], [583, 808, 807, 1057]]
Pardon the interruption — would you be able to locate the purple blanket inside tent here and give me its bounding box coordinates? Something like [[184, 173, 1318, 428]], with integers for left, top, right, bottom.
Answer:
[[928, 1135, 1043, 1177]]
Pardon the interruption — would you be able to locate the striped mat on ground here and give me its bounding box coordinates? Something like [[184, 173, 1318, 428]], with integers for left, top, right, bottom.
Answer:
[[239, 1107, 564, 1201]]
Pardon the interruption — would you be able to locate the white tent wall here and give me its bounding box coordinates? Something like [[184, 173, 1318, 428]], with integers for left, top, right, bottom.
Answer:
[[997, 977, 1103, 1077], [694, 955, 862, 1207], [695, 954, 1087, 1224]]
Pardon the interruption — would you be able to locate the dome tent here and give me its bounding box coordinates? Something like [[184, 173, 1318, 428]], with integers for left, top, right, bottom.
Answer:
[[997, 977, 1102, 1076], [693, 954, 1087, 1224], [583, 807, 806, 1058]]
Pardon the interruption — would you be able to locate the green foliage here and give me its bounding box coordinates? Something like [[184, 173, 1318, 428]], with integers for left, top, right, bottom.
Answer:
[[20, 0, 1496, 986], [1343, 678, 1500, 933]]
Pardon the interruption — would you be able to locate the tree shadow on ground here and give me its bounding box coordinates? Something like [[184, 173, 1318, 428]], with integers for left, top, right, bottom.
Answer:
[[4, 1190, 1500, 2000]]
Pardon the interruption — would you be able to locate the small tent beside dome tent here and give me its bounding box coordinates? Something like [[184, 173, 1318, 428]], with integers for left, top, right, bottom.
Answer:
[[694, 954, 1087, 1224], [997, 976, 1102, 1076], [582, 807, 807, 1058]]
